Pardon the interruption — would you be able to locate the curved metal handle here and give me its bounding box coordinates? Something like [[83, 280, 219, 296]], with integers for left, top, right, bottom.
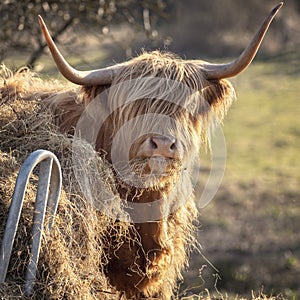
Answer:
[[0, 149, 62, 296]]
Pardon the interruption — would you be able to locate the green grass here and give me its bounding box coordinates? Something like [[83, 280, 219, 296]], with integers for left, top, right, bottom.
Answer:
[[225, 53, 300, 187]]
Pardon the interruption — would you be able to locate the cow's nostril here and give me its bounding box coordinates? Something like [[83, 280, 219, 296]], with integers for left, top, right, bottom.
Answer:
[[150, 138, 158, 149], [170, 142, 176, 151]]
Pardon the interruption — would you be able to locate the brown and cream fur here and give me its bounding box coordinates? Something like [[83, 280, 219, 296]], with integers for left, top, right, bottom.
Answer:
[[1, 51, 235, 299]]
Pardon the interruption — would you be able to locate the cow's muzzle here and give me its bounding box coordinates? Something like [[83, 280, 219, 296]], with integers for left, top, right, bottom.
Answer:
[[136, 135, 183, 160]]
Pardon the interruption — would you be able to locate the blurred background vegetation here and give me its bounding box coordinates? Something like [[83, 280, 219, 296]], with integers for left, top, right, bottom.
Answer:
[[1, 0, 299, 299], [1, 0, 299, 68]]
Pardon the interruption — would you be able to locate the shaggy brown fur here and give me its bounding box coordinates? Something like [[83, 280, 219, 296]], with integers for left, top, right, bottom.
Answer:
[[0, 51, 235, 299]]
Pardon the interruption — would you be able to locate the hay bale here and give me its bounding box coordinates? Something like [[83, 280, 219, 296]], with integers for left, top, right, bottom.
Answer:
[[0, 67, 130, 299]]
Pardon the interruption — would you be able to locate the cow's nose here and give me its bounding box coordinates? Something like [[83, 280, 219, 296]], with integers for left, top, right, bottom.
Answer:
[[135, 135, 183, 160], [149, 135, 177, 158]]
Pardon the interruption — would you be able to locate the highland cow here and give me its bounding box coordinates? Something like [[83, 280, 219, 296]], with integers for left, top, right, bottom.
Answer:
[[1, 3, 282, 299]]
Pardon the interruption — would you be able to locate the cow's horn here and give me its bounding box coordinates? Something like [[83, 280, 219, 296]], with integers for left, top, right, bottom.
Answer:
[[201, 2, 283, 80], [38, 15, 123, 85]]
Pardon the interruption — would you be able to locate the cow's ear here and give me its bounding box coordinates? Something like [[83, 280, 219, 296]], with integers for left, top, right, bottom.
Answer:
[[201, 79, 235, 122]]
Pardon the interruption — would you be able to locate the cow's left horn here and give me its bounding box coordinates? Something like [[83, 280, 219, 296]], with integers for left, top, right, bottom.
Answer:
[[201, 2, 283, 80], [38, 16, 123, 85]]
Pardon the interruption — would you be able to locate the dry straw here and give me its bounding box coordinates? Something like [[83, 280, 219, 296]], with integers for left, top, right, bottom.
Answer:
[[0, 65, 129, 299]]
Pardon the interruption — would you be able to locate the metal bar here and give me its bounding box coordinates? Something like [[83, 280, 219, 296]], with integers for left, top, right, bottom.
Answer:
[[0, 149, 62, 296], [45, 159, 62, 232], [24, 158, 53, 295]]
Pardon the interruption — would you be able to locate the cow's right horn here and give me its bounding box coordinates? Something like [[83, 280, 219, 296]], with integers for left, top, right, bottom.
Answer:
[[200, 2, 283, 80], [38, 16, 124, 86]]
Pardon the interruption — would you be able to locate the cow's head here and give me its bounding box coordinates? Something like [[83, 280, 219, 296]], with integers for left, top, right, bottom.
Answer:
[[38, 3, 282, 190]]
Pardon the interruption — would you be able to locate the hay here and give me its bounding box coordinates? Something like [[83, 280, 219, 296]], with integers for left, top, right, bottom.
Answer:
[[0, 66, 129, 299]]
